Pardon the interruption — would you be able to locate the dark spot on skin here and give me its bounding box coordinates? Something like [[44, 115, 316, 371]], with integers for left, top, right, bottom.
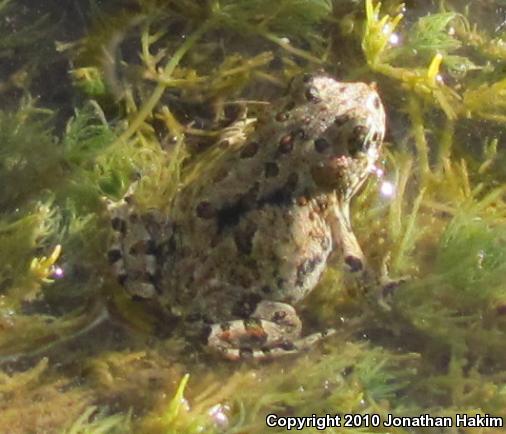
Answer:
[[302, 73, 313, 83], [382, 279, 406, 297], [217, 182, 260, 232], [220, 322, 231, 331], [217, 202, 246, 231], [117, 274, 127, 286], [278, 142, 293, 154], [129, 239, 157, 256], [296, 256, 322, 286], [261, 285, 272, 294], [275, 112, 289, 122], [129, 213, 139, 223], [305, 87, 321, 103], [344, 255, 363, 272], [272, 311, 287, 322], [142, 272, 156, 284], [232, 293, 262, 318], [265, 162, 279, 178], [261, 347, 271, 355], [279, 341, 296, 351], [201, 325, 213, 345], [348, 125, 368, 156], [240, 141, 259, 158], [196, 201, 215, 219], [111, 217, 127, 234], [239, 347, 254, 359], [314, 137, 330, 153], [234, 224, 257, 255], [320, 236, 331, 251], [372, 131, 382, 143], [277, 278, 285, 288], [131, 295, 148, 302], [107, 249, 122, 264], [316, 196, 328, 210], [278, 134, 294, 153], [262, 171, 299, 206], [297, 196, 308, 206], [335, 113, 350, 126], [239, 183, 260, 209], [128, 241, 142, 256], [293, 128, 306, 139]]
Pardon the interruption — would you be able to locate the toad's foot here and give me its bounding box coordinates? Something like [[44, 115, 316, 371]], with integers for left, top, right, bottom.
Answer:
[[206, 300, 335, 361], [374, 275, 410, 311]]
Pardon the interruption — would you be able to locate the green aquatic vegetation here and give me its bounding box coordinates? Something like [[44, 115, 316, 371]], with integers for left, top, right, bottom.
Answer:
[[0, 0, 47, 58], [463, 78, 506, 123], [0, 358, 92, 434], [63, 406, 132, 434], [363, 3, 461, 118], [0, 101, 59, 209], [398, 12, 462, 58], [0, 0, 54, 95], [0, 357, 48, 394], [0, 200, 59, 306], [393, 215, 506, 362], [94, 0, 332, 149], [2, 0, 506, 432], [362, 0, 506, 122], [389, 11, 478, 76], [136, 343, 418, 434]]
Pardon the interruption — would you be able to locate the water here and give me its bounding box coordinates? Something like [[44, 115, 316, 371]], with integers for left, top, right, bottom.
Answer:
[[1, 1, 506, 433]]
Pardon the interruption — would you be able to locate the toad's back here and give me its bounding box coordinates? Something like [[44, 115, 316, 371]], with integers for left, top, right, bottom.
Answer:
[[164, 74, 385, 321]]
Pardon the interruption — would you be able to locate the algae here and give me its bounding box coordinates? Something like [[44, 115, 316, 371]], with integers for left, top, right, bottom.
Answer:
[[1, 0, 506, 433]]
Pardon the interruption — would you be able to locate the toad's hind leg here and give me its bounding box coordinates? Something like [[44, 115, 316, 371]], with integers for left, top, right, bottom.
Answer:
[[105, 187, 172, 299], [207, 301, 335, 361]]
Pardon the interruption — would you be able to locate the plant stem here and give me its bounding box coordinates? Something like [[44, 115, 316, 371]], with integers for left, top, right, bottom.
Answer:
[[408, 96, 430, 180], [111, 20, 213, 147]]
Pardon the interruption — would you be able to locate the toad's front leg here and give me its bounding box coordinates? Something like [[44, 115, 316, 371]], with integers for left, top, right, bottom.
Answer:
[[206, 300, 335, 361], [330, 200, 407, 305], [330, 200, 368, 275]]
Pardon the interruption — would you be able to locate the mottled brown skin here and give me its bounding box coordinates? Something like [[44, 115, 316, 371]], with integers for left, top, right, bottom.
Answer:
[[107, 73, 386, 360]]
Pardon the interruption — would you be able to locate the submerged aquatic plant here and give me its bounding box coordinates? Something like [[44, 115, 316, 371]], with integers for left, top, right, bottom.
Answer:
[[1, 0, 506, 432]]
